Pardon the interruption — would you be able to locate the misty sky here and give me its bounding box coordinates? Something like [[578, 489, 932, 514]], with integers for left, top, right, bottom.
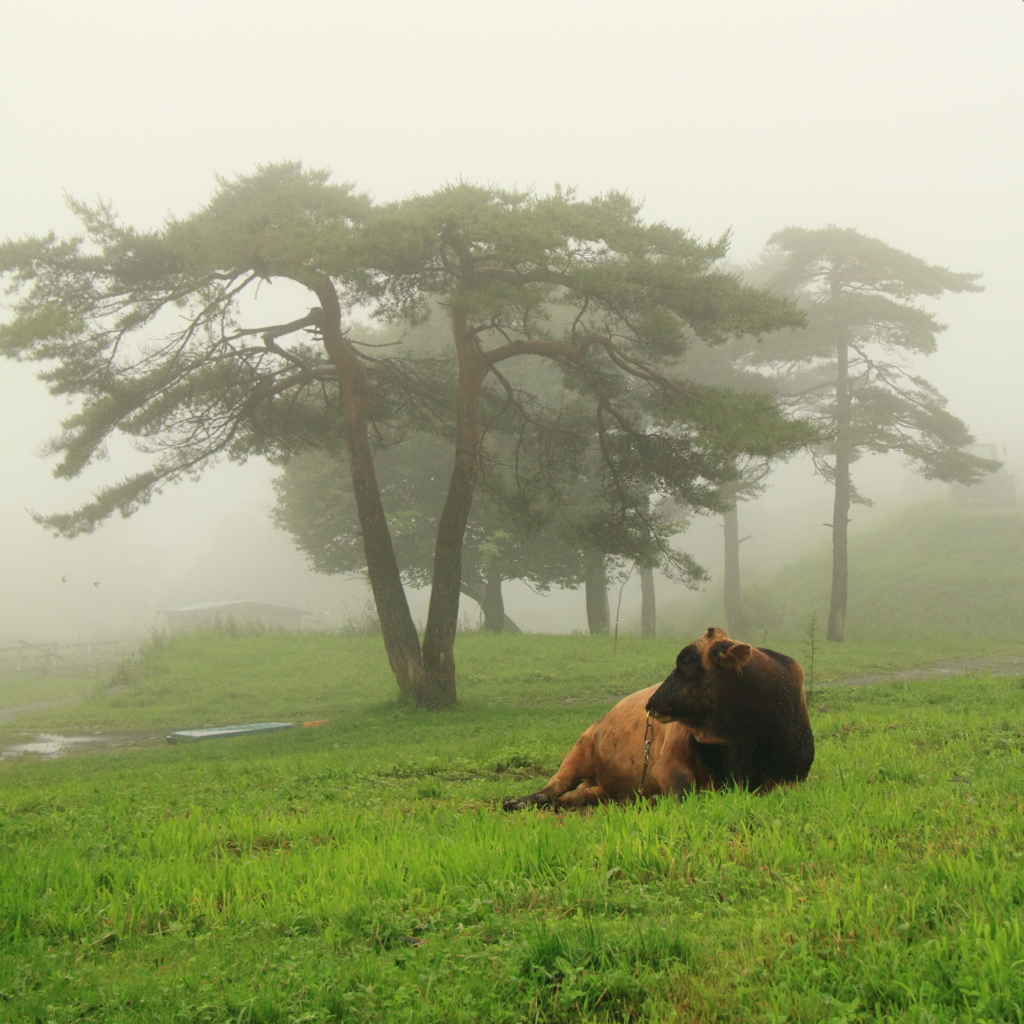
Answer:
[[2, 1, 1022, 643]]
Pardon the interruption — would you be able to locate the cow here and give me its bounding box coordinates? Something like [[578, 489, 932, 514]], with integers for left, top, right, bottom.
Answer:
[[502, 627, 813, 810]]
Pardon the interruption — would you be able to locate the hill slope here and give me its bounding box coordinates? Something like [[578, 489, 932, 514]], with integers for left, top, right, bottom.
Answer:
[[763, 500, 1024, 639]]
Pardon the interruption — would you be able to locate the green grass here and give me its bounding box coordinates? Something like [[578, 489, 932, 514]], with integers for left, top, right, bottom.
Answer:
[[2, 632, 1024, 1022], [0, 673, 99, 714], [2, 628, 1022, 743], [763, 500, 1024, 640]]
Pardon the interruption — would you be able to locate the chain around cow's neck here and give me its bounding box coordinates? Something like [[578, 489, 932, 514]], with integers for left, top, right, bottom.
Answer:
[[639, 715, 654, 795]]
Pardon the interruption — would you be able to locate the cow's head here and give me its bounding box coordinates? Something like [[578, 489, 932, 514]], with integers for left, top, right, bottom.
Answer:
[[645, 626, 752, 727]]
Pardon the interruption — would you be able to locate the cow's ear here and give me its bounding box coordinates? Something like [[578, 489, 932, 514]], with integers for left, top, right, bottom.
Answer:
[[716, 642, 752, 670]]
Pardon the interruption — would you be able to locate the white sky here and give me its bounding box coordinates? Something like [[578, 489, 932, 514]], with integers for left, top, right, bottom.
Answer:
[[2, 0, 1022, 642]]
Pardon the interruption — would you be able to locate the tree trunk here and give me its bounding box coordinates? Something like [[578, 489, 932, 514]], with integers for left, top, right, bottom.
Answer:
[[419, 300, 487, 708], [460, 580, 522, 633], [827, 327, 852, 643], [722, 502, 749, 638], [640, 566, 657, 639], [828, 453, 851, 642], [317, 281, 426, 703], [481, 572, 506, 633], [584, 552, 610, 634]]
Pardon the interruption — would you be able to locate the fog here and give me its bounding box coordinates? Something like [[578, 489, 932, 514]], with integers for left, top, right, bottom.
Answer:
[[1, 1, 1022, 646]]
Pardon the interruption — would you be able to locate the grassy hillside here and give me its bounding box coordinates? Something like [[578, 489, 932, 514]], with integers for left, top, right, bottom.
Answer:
[[2, 631, 1024, 1022], [749, 500, 1024, 641]]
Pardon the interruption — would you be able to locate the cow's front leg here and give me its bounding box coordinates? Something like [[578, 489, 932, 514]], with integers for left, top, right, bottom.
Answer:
[[502, 729, 598, 811], [551, 781, 610, 808]]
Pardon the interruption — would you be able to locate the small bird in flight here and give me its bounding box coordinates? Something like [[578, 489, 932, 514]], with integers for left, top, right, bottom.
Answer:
[[93, 581, 101, 588]]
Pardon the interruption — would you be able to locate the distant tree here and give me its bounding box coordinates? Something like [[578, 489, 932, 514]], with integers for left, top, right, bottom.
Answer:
[[542, 448, 686, 637], [720, 468, 765, 637], [271, 438, 583, 632], [679, 334, 815, 638], [639, 565, 657, 638], [0, 165, 810, 706], [584, 553, 613, 634], [748, 226, 998, 641]]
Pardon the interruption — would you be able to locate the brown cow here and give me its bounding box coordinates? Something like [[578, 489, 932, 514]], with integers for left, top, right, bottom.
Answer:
[[502, 627, 813, 810]]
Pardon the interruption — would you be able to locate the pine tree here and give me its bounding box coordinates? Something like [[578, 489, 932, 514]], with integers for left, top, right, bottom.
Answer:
[[750, 226, 997, 641]]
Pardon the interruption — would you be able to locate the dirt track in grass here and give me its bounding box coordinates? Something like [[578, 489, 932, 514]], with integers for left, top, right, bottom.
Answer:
[[825, 653, 1024, 688]]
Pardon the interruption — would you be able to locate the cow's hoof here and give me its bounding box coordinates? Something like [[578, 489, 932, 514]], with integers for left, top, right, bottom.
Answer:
[[502, 797, 528, 812]]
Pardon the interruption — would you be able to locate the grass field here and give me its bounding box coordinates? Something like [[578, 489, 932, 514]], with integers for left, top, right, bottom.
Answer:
[[2, 631, 1024, 1023], [0, 672, 98, 716]]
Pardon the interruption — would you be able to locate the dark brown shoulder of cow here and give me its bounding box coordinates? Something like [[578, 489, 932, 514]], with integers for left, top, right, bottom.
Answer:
[[755, 647, 798, 668]]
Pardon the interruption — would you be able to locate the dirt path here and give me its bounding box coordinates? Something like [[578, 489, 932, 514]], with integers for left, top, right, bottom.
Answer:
[[820, 654, 1024, 689]]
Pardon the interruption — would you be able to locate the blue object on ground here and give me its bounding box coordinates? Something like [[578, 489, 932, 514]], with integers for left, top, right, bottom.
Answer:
[[166, 722, 295, 744]]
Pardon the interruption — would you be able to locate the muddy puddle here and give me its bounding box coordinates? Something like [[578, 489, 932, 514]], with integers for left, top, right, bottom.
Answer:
[[0, 734, 105, 760], [0, 730, 166, 761]]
